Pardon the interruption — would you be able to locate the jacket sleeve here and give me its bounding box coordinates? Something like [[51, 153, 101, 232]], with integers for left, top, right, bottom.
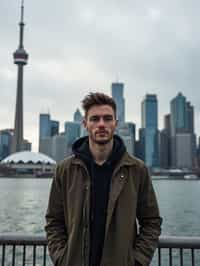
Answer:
[[134, 165, 162, 266], [45, 164, 68, 266]]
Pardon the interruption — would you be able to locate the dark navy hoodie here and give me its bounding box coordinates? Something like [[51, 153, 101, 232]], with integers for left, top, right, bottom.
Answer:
[[72, 135, 126, 266]]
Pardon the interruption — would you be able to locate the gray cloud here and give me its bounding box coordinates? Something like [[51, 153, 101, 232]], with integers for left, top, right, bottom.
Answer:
[[0, 0, 200, 151]]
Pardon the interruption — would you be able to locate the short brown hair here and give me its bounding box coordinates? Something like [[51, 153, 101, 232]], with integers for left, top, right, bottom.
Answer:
[[81, 92, 116, 117]]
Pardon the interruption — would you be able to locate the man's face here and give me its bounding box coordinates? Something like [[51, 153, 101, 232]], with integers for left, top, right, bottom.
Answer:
[[83, 105, 117, 145]]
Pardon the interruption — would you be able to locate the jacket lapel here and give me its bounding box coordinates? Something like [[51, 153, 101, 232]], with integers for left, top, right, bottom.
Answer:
[[105, 169, 127, 236], [104, 152, 137, 237]]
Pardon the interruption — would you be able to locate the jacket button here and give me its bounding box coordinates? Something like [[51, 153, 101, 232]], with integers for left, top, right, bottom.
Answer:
[[120, 174, 125, 179], [85, 185, 89, 190]]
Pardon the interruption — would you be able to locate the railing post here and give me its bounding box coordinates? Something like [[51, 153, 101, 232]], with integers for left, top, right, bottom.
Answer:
[[158, 247, 161, 266], [169, 248, 172, 266], [1, 244, 5, 266], [33, 245, 36, 266], [180, 248, 183, 266], [191, 248, 195, 266], [12, 245, 16, 266], [43, 245, 47, 266], [22, 245, 26, 266]]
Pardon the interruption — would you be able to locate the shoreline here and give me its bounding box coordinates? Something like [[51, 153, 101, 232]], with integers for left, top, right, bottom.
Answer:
[[0, 175, 52, 179]]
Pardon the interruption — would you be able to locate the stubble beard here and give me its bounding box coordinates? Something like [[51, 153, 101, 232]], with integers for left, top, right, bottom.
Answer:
[[90, 131, 113, 145]]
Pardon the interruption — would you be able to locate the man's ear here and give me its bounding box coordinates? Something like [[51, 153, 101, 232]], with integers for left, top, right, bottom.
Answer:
[[82, 118, 87, 129]]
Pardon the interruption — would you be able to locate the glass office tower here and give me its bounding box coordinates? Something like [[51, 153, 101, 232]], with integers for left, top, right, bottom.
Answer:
[[111, 82, 125, 123], [141, 94, 159, 167]]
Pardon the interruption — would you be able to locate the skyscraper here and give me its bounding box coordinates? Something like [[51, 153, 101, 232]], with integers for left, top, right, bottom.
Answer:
[[0, 129, 14, 160], [170, 93, 195, 168], [39, 113, 59, 158], [170, 92, 194, 135], [159, 114, 171, 168], [39, 114, 59, 139], [39, 114, 51, 139], [111, 82, 125, 123], [136, 128, 145, 161], [116, 122, 135, 155], [64, 122, 81, 146], [186, 102, 194, 134], [50, 120, 60, 137], [12, 0, 29, 153], [73, 108, 83, 123], [170, 93, 187, 136], [141, 94, 159, 167]]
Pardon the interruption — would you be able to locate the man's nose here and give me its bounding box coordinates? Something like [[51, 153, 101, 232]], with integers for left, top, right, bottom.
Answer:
[[98, 117, 105, 126]]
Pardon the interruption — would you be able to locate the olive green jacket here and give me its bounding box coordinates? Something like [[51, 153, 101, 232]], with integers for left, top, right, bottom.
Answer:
[[45, 152, 162, 266]]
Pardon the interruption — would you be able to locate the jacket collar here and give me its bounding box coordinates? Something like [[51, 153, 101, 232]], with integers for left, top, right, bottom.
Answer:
[[71, 151, 138, 168]]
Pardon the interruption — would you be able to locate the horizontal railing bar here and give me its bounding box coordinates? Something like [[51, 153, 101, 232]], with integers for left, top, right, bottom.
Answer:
[[0, 234, 46, 245], [0, 234, 200, 248], [159, 236, 200, 248]]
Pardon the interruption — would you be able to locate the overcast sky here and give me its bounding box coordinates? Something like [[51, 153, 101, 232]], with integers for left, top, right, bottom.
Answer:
[[1, 0, 200, 151]]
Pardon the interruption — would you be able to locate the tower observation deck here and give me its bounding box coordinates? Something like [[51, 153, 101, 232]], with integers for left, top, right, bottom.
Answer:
[[12, 0, 29, 153]]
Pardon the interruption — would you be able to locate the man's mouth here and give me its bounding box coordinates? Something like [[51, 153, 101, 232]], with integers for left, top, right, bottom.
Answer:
[[96, 131, 107, 135]]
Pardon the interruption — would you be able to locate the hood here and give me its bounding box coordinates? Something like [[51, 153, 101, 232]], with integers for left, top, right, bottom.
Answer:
[[72, 135, 126, 165]]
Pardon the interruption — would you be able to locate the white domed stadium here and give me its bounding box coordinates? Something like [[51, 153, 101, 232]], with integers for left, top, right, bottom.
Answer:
[[2, 151, 56, 177], [2, 151, 56, 164]]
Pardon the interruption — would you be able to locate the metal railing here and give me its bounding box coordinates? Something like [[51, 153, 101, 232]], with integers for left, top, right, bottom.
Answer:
[[0, 234, 48, 266], [156, 236, 200, 266], [0, 234, 200, 265]]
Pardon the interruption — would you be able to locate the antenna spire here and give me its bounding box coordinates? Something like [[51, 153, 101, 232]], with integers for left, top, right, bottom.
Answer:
[[20, 0, 24, 23]]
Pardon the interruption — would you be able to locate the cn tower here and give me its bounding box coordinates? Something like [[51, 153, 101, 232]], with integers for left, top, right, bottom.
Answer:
[[12, 0, 29, 152]]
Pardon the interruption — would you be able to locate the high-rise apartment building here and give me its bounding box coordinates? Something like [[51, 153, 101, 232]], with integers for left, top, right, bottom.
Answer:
[[141, 94, 159, 167], [111, 82, 125, 123]]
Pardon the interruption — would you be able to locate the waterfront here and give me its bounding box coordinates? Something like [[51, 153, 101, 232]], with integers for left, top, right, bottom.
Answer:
[[0, 177, 200, 236]]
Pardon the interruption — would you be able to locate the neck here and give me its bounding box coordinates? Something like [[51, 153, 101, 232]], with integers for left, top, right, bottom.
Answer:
[[89, 139, 113, 165]]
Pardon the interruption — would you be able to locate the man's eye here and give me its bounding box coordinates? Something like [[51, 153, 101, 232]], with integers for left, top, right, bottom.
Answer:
[[104, 116, 113, 121], [90, 116, 99, 122]]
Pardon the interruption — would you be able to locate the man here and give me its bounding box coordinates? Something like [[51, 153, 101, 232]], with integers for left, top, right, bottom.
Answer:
[[45, 92, 162, 266]]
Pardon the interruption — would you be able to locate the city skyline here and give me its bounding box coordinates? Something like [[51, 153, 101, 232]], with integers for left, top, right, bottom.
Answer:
[[1, 1, 200, 151]]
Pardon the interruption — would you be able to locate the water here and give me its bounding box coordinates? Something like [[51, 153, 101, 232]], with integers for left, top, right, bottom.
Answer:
[[153, 179, 200, 236], [0, 178, 51, 234], [0, 177, 200, 265], [1, 177, 200, 235]]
